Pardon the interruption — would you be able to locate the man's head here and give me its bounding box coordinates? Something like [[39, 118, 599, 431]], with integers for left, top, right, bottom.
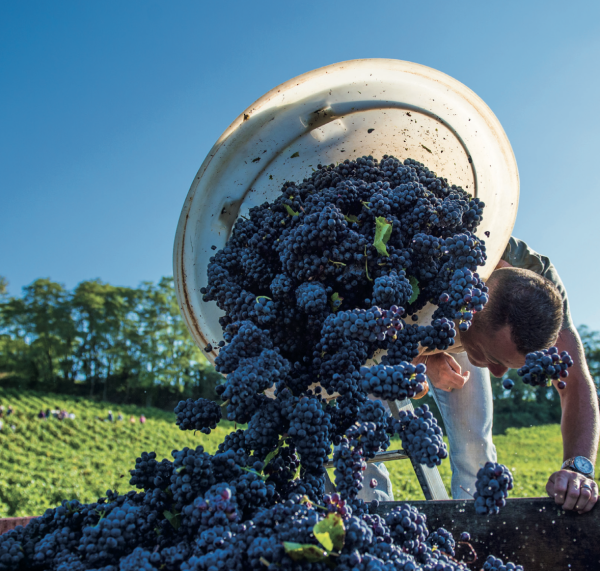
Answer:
[[461, 267, 563, 377]]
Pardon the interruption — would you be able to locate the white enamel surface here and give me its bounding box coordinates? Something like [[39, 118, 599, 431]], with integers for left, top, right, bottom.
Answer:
[[173, 59, 519, 363]]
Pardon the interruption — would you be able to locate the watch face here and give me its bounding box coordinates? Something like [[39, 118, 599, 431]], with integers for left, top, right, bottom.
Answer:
[[574, 456, 594, 474]]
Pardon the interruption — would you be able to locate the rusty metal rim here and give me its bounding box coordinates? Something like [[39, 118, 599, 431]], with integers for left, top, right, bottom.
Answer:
[[173, 59, 519, 358]]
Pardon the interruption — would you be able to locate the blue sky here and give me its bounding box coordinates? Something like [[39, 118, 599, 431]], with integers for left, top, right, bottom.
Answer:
[[1, 1, 599, 330]]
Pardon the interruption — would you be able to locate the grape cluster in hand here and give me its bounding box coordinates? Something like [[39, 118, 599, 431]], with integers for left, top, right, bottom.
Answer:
[[517, 346, 573, 389]]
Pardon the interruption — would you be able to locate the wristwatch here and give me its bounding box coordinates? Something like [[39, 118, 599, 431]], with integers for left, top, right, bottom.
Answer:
[[562, 456, 595, 479]]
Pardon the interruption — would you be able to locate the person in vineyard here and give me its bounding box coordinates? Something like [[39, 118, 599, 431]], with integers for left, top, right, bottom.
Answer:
[[410, 236, 599, 514]]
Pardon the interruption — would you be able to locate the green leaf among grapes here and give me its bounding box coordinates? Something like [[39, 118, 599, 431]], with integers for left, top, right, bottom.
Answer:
[[330, 292, 342, 312], [344, 214, 360, 224], [313, 513, 345, 552], [240, 467, 268, 481], [283, 542, 328, 562], [163, 510, 181, 530], [262, 436, 286, 470], [408, 276, 420, 304], [364, 246, 373, 282], [373, 217, 393, 257], [313, 530, 333, 552]]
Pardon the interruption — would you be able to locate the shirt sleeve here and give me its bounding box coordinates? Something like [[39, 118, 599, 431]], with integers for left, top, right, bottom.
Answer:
[[501, 236, 575, 332]]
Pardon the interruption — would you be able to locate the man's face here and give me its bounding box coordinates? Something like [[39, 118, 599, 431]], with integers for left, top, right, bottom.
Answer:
[[460, 323, 526, 378]]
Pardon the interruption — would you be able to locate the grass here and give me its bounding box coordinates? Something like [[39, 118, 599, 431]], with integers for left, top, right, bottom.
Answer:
[[0, 387, 231, 517], [0, 387, 597, 517]]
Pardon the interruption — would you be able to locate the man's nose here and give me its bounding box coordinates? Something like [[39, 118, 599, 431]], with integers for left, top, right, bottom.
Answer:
[[488, 364, 508, 378]]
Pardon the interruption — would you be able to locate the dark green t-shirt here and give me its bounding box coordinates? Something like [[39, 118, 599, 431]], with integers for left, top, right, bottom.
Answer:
[[501, 236, 574, 332]]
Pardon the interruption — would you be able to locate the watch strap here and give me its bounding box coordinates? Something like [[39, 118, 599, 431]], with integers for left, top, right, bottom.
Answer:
[[562, 457, 595, 478]]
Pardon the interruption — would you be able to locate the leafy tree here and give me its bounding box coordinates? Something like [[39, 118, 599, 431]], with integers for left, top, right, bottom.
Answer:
[[71, 280, 137, 397], [0, 276, 222, 410], [127, 277, 220, 406], [0, 279, 76, 389]]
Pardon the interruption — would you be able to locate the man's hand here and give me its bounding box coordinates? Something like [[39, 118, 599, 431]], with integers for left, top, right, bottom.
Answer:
[[546, 470, 598, 513], [424, 353, 470, 393]]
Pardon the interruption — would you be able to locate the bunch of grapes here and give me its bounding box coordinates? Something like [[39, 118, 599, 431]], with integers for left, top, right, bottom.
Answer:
[[482, 555, 524, 570], [385, 503, 429, 553], [346, 420, 390, 460], [371, 270, 413, 309], [169, 446, 216, 508], [438, 267, 489, 331], [418, 317, 457, 351], [214, 321, 272, 374], [129, 452, 173, 491], [360, 362, 427, 401], [517, 346, 573, 389], [474, 462, 514, 515], [174, 398, 222, 434], [78, 502, 155, 567], [253, 296, 279, 326], [0, 155, 529, 571], [288, 396, 333, 472], [382, 323, 422, 364], [180, 482, 240, 534], [332, 436, 368, 500], [296, 282, 329, 315], [426, 527, 456, 557], [215, 348, 290, 423], [390, 405, 448, 467], [320, 305, 404, 349]]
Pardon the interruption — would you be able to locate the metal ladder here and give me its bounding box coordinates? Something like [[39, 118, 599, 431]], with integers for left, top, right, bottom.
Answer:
[[325, 398, 449, 501]]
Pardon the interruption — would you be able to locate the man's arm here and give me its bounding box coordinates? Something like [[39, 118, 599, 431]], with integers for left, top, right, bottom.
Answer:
[[545, 327, 600, 513]]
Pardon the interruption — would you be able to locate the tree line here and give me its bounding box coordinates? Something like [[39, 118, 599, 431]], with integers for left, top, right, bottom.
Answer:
[[1, 275, 599, 421], [0, 277, 222, 410]]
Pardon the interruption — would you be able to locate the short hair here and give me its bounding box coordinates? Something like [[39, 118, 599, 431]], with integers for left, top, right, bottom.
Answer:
[[482, 267, 563, 355]]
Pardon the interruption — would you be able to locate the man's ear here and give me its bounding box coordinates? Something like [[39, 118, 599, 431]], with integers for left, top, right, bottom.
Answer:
[[495, 260, 512, 270]]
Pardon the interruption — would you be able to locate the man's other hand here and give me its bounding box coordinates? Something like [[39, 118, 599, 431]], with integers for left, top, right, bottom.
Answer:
[[546, 470, 598, 513], [425, 353, 470, 393]]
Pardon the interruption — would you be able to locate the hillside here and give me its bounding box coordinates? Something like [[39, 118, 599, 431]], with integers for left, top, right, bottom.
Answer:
[[0, 387, 231, 517], [1, 387, 597, 518]]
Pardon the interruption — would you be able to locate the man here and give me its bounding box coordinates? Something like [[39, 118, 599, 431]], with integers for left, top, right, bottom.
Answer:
[[418, 236, 599, 513], [361, 237, 598, 513]]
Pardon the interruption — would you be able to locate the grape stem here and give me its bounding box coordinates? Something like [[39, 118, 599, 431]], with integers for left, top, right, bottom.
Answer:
[[457, 541, 478, 564], [459, 485, 474, 498]]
